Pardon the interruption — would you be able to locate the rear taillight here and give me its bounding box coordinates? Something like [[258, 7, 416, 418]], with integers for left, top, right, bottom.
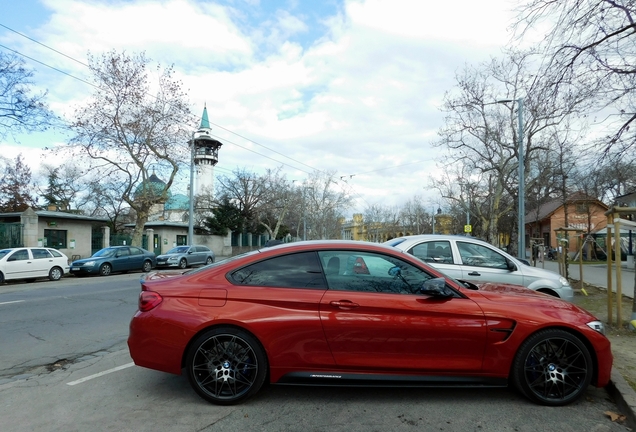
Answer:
[[139, 291, 163, 312]]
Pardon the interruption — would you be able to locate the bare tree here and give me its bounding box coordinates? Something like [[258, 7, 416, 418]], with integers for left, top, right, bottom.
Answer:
[[303, 171, 353, 240], [256, 168, 295, 240], [66, 50, 192, 246], [0, 52, 55, 139], [215, 168, 267, 233], [515, 0, 636, 158], [435, 49, 589, 254]]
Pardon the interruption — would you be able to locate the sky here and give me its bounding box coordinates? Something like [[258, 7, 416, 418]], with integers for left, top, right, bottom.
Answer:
[[0, 0, 521, 216]]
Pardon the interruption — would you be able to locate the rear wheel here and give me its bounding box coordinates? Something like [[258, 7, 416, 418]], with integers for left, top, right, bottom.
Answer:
[[142, 260, 152, 272], [178, 258, 188, 269], [0, 272, 4, 284], [511, 329, 593, 406], [99, 263, 112, 276], [49, 267, 63, 281], [186, 327, 268, 405]]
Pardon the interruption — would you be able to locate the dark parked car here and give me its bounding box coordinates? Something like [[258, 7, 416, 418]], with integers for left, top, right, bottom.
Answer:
[[70, 246, 156, 276], [155, 245, 214, 269], [128, 240, 612, 406]]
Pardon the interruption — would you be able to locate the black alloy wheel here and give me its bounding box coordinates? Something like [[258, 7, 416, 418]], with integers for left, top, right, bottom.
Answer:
[[186, 327, 268, 405], [512, 329, 593, 406], [99, 263, 112, 276]]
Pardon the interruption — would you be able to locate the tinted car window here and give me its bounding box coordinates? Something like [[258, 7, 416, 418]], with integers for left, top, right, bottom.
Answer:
[[457, 241, 508, 269], [410, 241, 453, 264], [9, 249, 29, 261], [230, 252, 326, 289], [129, 247, 143, 256], [318, 251, 433, 294], [32, 248, 52, 259], [49, 249, 63, 258], [117, 248, 130, 257]]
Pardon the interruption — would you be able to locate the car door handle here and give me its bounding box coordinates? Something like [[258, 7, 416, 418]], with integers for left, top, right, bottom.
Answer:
[[468, 271, 481, 276], [330, 300, 359, 309]]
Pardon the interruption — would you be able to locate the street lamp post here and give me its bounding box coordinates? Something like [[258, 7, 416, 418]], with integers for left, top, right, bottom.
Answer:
[[498, 98, 525, 259]]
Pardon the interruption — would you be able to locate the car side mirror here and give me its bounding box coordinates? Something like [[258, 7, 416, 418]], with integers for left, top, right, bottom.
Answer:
[[420, 278, 455, 298], [506, 258, 517, 271]]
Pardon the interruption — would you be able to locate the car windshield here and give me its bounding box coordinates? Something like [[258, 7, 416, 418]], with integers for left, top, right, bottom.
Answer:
[[0, 249, 11, 259], [167, 247, 190, 254], [384, 238, 406, 247], [93, 248, 117, 258]]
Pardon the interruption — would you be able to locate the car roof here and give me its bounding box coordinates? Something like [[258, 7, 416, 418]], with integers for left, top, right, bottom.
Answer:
[[390, 234, 489, 244], [258, 240, 405, 254]]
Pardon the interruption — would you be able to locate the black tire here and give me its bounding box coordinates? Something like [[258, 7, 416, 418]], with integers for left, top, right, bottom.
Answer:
[[49, 266, 63, 281], [511, 329, 593, 406], [0, 272, 4, 284], [206, 257, 214, 265], [99, 263, 112, 276], [178, 258, 188, 269], [186, 327, 268, 405], [142, 260, 152, 272]]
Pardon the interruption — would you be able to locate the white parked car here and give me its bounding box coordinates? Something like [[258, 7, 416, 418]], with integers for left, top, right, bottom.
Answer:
[[0, 247, 70, 284], [385, 235, 574, 302]]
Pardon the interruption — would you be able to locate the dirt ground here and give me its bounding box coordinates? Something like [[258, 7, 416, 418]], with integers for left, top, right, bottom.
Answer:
[[572, 281, 636, 391]]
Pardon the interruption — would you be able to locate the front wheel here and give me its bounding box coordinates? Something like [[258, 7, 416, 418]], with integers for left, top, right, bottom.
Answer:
[[186, 327, 268, 405], [49, 267, 63, 281], [178, 258, 188, 269], [99, 263, 112, 276], [206, 257, 214, 265], [511, 329, 593, 406], [142, 260, 152, 272]]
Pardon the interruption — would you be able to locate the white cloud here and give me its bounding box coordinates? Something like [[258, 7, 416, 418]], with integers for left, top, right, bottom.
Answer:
[[2, 0, 519, 213]]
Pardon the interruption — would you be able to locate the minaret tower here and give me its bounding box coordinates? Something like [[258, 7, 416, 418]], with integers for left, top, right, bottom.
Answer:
[[192, 105, 222, 197]]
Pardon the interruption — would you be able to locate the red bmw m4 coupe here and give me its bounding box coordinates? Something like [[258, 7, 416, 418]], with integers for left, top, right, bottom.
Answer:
[[128, 240, 612, 406]]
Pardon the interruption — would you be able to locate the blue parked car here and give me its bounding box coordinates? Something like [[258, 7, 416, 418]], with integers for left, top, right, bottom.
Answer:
[[70, 246, 156, 277]]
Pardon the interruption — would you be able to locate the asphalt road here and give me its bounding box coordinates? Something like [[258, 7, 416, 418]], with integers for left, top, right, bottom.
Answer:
[[0, 274, 631, 431]]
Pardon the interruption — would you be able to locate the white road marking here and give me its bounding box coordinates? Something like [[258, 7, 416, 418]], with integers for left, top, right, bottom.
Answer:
[[67, 362, 135, 386], [0, 300, 25, 306]]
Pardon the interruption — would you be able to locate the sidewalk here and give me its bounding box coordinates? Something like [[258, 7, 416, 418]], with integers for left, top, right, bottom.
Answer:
[[540, 260, 635, 299]]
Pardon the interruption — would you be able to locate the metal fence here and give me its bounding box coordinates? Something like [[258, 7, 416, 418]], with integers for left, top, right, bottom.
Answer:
[[0, 223, 23, 248]]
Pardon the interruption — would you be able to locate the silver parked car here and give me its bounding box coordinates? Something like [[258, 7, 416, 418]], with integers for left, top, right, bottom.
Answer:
[[156, 245, 215, 269], [385, 235, 574, 301]]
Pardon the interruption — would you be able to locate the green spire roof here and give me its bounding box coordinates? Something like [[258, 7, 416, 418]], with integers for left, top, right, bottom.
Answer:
[[200, 104, 210, 129]]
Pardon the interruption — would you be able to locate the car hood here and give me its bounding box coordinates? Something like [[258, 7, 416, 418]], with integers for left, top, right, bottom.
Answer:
[[470, 281, 594, 317], [472, 281, 546, 297], [71, 256, 106, 265], [156, 253, 182, 259]]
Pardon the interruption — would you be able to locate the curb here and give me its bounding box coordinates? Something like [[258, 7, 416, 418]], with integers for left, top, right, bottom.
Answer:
[[606, 369, 636, 430]]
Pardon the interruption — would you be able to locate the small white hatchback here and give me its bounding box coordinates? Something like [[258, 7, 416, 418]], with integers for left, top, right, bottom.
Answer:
[[0, 247, 70, 284]]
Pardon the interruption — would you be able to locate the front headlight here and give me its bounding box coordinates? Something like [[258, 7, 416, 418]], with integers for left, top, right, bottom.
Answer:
[[167, 257, 178, 262], [84, 260, 96, 267], [587, 320, 606, 335], [559, 276, 570, 286]]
